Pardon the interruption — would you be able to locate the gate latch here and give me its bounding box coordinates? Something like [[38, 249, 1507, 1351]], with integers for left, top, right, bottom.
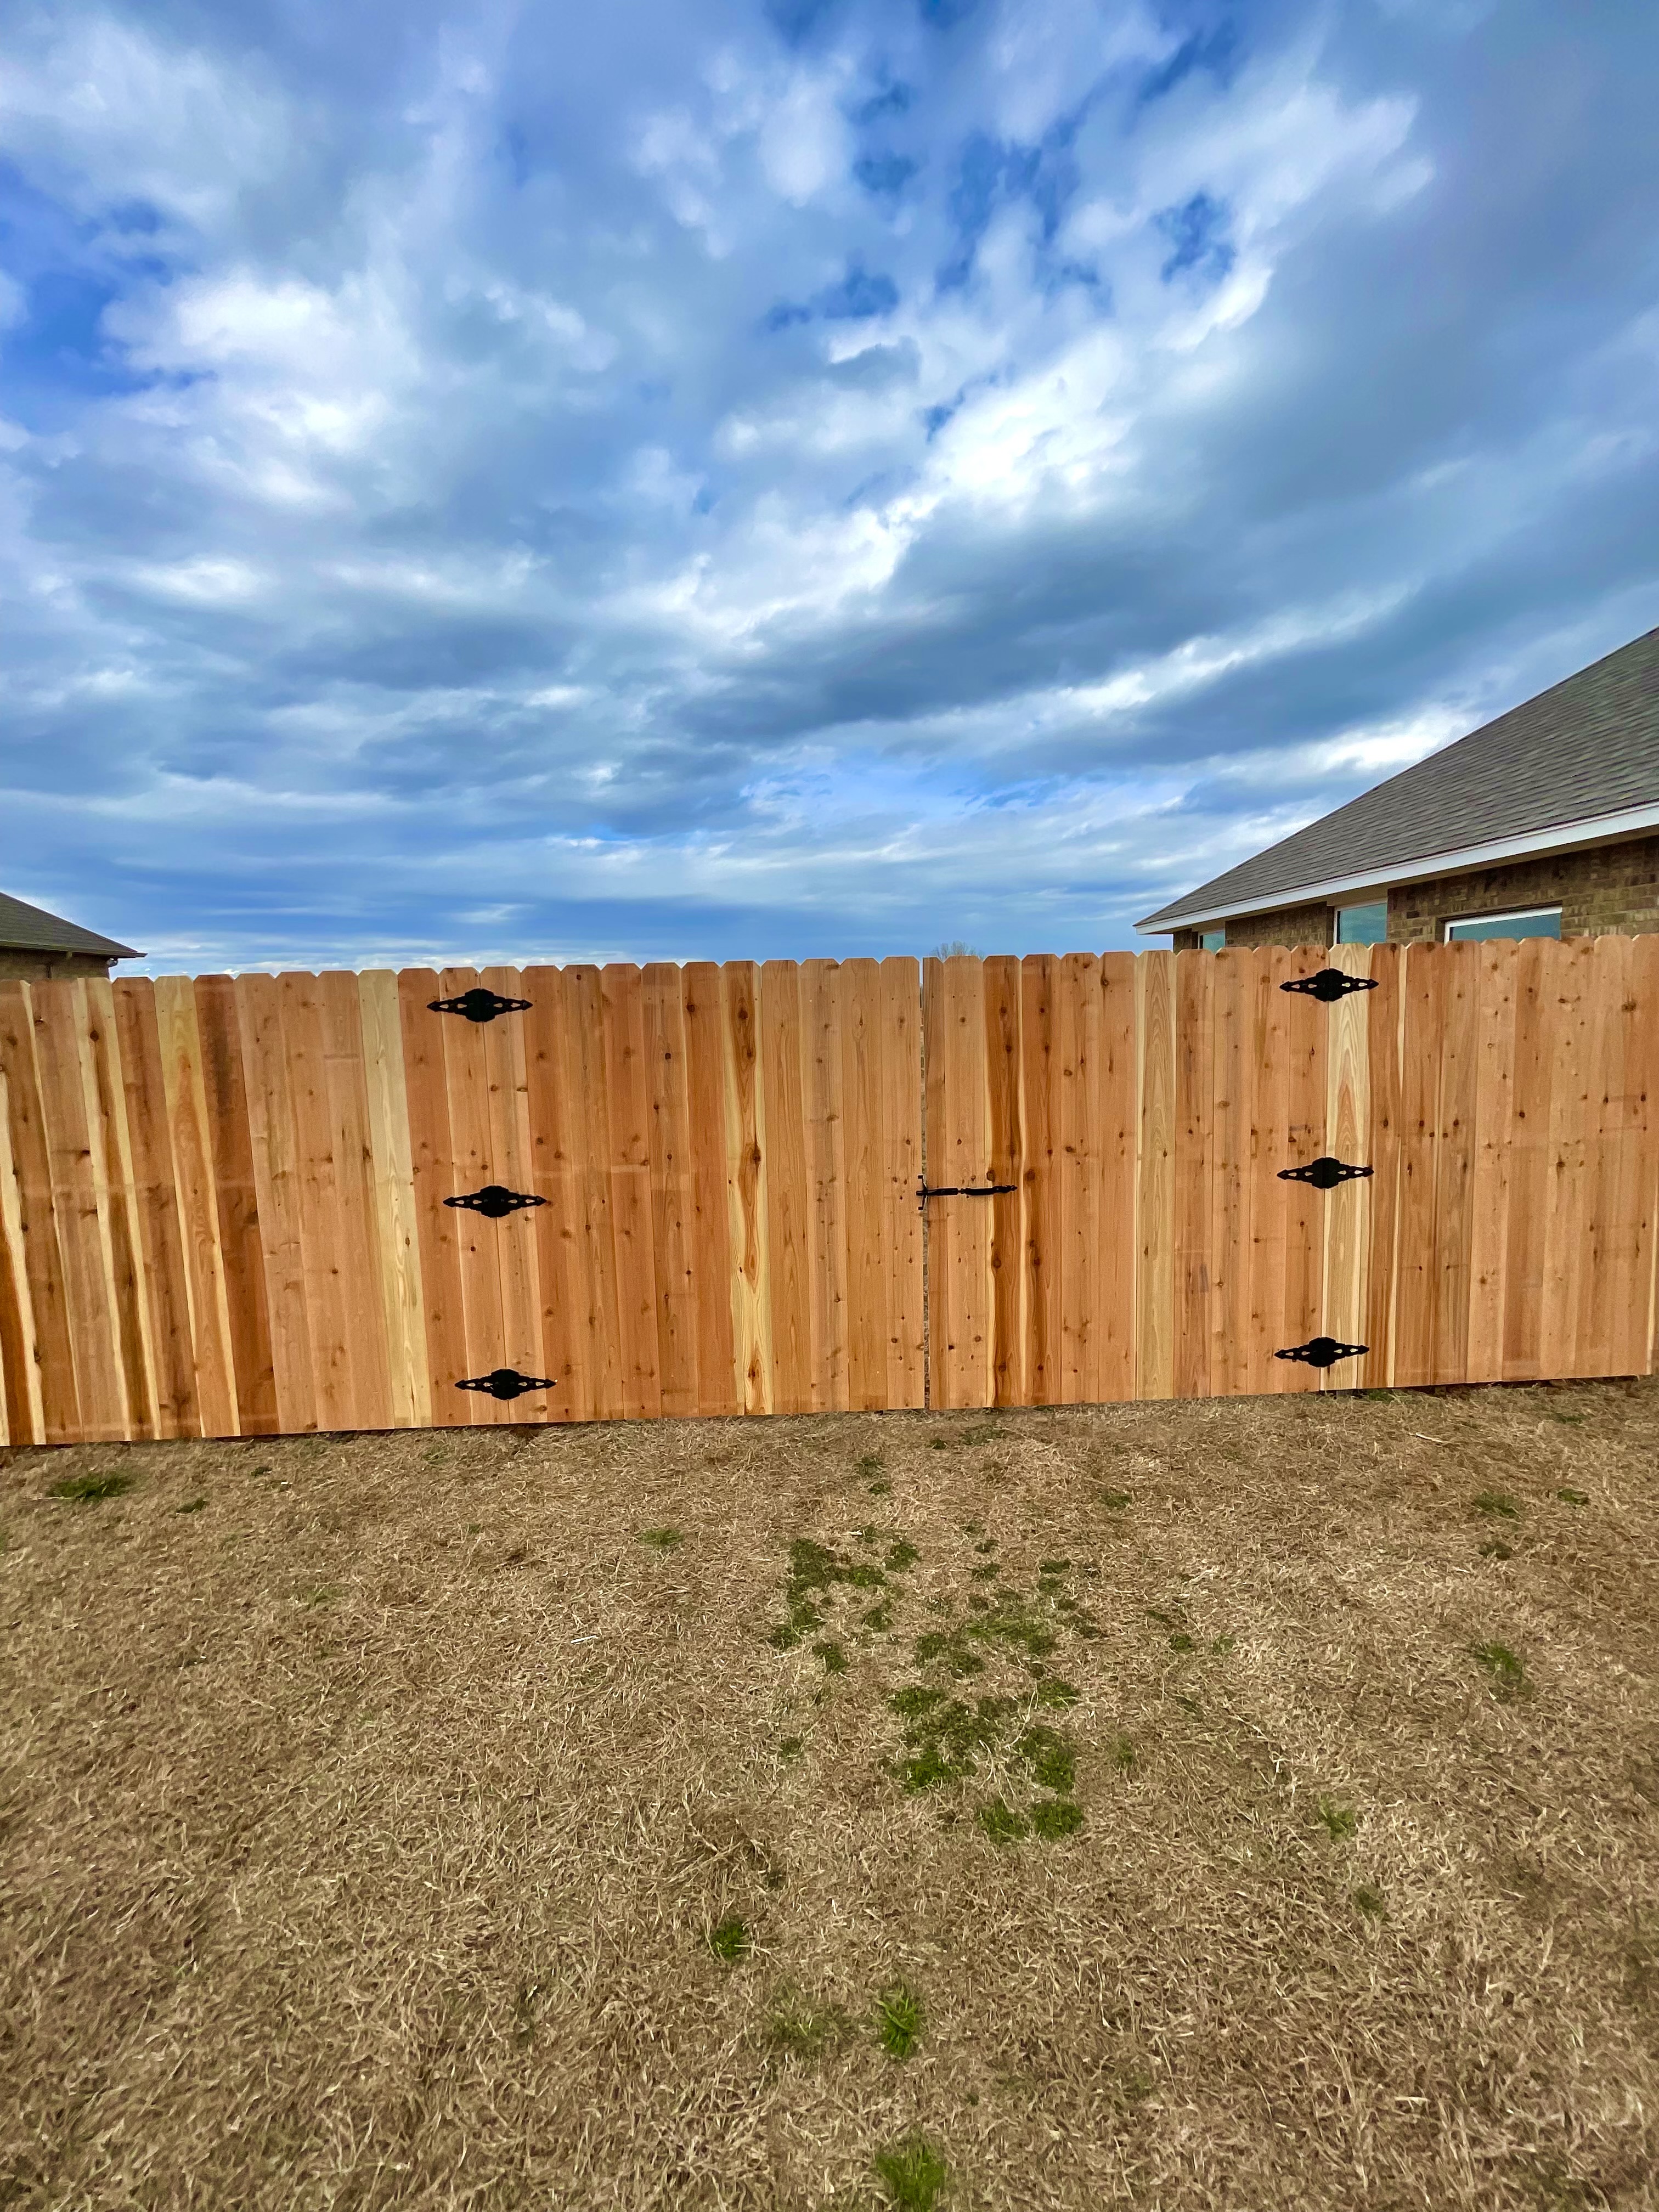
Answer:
[[1280, 968, 1378, 1003], [918, 1177, 1017, 1211], [456, 1367, 556, 1401], [429, 986, 532, 1023], [1275, 1336, 1368, 1369], [445, 1184, 546, 1219], [1278, 1156, 1373, 1190]]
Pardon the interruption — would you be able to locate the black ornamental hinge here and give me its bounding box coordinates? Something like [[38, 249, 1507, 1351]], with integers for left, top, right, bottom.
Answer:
[[428, 986, 532, 1023], [1280, 968, 1379, 1003], [918, 1177, 1018, 1211], [1277, 1156, 1374, 1191], [1275, 1336, 1368, 1369], [445, 1184, 547, 1220], [456, 1367, 556, 1401]]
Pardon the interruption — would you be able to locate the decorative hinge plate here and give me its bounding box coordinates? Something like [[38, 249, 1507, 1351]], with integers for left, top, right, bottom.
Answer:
[[445, 1184, 547, 1220], [1280, 968, 1379, 1003], [456, 1367, 556, 1401], [1275, 1336, 1368, 1369], [428, 987, 533, 1023], [1278, 1156, 1374, 1190]]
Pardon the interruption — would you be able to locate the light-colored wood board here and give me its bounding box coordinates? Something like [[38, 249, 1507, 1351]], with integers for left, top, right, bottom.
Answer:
[[682, 962, 737, 1417], [1629, 934, 1659, 1375], [759, 962, 811, 1417], [1207, 953, 1248, 1398], [316, 970, 394, 1433], [30, 980, 129, 1442], [1500, 938, 1554, 1384], [1463, 944, 1517, 1384], [599, 966, 662, 1420], [1133, 952, 1176, 1401], [1244, 951, 1291, 1396], [520, 967, 586, 1423], [476, 966, 545, 1410], [0, 1021, 45, 1448], [935, 956, 992, 1409], [81, 979, 158, 1440], [234, 975, 317, 1434], [565, 966, 626, 1422], [153, 974, 240, 1438], [1172, 951, 1214, 1400], [1537, 939, 1597, 1379], [723, 961, 771, 1415], [357, 971, 431, 1430], [1051, 953, 1086, 1407], [644, 963, 700, 1419], [982, 955, 1024, 1409], [435, 967, 512, 1424], [1391, 946, 1443, 1389], [1320, 944, 1373, 1389], [276, 973, 357, 1432], [1019, 956, 1060, 1406], [194, 976, 280, 1435], [879, 956, 924, 1411], [1096, 955, 1137, 1405], [840, 960, 888, 1413], [1277, 946, 1329, 1393], [1358, 946, 1406, 1391], [1576, 934, 1634, 1379], [804, 961, 848, 1412], [111, 983, 201, 1438], [1428, 943, 1479, 1386]]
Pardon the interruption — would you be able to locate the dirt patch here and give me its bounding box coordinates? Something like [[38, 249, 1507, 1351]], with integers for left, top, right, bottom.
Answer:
[[2, 1376, 1656, 2209]]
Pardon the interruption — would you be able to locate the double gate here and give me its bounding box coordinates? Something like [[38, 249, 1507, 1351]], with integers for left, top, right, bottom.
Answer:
[[2, 939, 1655, 1446]]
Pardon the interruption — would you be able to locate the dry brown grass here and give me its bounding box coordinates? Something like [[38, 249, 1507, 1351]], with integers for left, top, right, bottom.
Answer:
[[2, 1376, 1657, 2211]]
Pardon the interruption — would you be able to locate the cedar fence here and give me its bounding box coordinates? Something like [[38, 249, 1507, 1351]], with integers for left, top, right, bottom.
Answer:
[[1, 939, 1655, 1449]]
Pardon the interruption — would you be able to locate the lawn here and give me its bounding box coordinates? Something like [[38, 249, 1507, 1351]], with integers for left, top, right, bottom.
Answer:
[[2, 1376, 1656, 2210]]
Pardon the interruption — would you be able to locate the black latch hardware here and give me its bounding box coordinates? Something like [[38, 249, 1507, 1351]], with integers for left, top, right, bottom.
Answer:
[[1275, 1336, 1368, 1369], [445, 1184, 546, 1220], [918, 1178, 1018, 1211], [1278, 1156, 1374, 1191], [456, 1367, 556, 1401], [428, 986, 532, 1023], [1280, 968, 1379, 1003]]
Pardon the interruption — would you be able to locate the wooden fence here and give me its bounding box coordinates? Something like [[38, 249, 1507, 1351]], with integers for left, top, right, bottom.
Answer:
[[1, 940, 1654, 1447]]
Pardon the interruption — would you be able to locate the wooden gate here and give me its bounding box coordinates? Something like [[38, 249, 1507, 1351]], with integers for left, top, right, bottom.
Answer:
[[2, 939, 1655, 1447], [919, 937, 1659, 1405]]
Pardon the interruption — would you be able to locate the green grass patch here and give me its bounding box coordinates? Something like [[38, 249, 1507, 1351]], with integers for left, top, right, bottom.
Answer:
[[873, 1982, 926, 2059], [862, 1604, 893, 1632], [872, 2137, 950, 2212], [1096, 1488, 1132, 1509], [884, 1539, 919, 1572], [1317, 1798, 1359, 1841], [977, 1797, 1029, 1846], [175, 1497, 207, 1515], [1167, 1632, 1197, 1654], [1473, 1492, 1520, 1520], [1353, 1884, 1387, 1918], [777, 1736, 803, 1759], [1480, 1538, 1514, 1560], [1030, 1797, 1085, 1840], [707, 1916, 752, 1963], [857, 1453, 885, 1477], [638, 1527, 684, 1551], [1556, 1487, 1589, 1506], [1209, 1634, 1235, 1655], [1037, 1559, 1071, 1576], [1111, 1737, 1138, 1772], [1471, 1640, 1529, 1700], [1032, 1676, 1080, 1709], [814, 1639, 848, 1674], [49, 1471, 133, 1504], [1014, 1723, 1074, 1793], [766, 1988, 854, 2059]]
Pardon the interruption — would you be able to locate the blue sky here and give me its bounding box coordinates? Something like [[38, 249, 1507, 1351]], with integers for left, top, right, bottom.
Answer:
[[2, 0, 1656, 974]]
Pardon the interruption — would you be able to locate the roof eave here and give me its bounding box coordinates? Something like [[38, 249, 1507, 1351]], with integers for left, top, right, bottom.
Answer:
[[1132, 799, 1659, 934]]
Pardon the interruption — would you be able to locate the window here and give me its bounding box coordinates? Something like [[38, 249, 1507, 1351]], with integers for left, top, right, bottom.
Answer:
[[1443, 908, 1561, 943], [1335, 900, 1387, 945], [1199, 928, 1225, 951]]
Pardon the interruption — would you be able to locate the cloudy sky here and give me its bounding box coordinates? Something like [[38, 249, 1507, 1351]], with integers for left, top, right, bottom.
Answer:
[[2, 0, 1656, 974]]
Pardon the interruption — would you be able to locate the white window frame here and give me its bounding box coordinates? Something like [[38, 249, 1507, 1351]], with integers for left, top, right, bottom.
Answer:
[[1442, 906, 1561, 943]]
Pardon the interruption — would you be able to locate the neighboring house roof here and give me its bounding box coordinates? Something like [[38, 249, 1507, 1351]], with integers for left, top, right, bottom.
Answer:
[[1136, 623, 1659, 933], [0, 890, 140, 961]]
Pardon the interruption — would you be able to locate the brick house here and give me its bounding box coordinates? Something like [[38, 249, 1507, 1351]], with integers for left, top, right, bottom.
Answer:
[[0, 891, 140, 982], [1135, 624, 1659, 951]]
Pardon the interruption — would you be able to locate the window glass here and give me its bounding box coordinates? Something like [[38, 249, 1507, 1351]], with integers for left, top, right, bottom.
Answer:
[[1335, 900, 1387, 945], [1199, 928, 1225, 951], [1444, 910, 1561, 943]]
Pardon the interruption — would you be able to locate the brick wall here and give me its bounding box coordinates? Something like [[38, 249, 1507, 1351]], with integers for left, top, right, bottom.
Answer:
[[1387, 832, 1659, 944], [1166, 832, 1659, 951], [0, 951, 117, 982]]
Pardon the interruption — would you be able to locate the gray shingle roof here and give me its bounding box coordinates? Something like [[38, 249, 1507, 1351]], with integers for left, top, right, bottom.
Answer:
[[1136, 623, 1659, 931], [0, 890, 140, 960]]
